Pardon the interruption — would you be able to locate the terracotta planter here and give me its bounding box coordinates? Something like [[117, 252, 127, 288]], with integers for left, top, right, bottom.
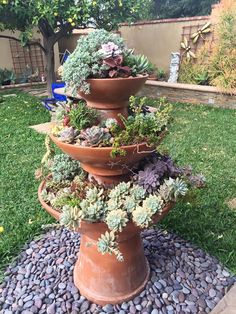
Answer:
[[78, 75, 148, 124], [38, 180, 173, 305], [38, 180, 60, 220], [50, 134, 160, 185]]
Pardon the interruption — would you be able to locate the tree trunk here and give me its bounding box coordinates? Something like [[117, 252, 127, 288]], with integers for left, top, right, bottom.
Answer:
[[43, 37, 56, 97]]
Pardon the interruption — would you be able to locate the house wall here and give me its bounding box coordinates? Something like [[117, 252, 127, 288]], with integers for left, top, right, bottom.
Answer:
[[119, 16, 210, 73], [0, 29, 60, 73]]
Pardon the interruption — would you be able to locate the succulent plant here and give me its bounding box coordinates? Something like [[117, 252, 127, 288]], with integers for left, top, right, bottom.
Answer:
[[51, 154, 82, 182], [85, 186, 104, 203], [123, 196, 137, 213], [60, 205, 82, 230], [69, 101, 98, 132], [97, 231, 124, 262], [142, 195, 163, 215], [58, 127, 78, 143], [188, 174, 206, 188], [79, 126, 111, 147], [132, 206, 153, 228], [136, 154, 181, 193], [41, 189, 55, 204], [104, 118, 118, 129], [80, 186, 105, 222], [106, 210, 128, 232], [82, 201, 105, 222], [109, 182, 131, 199], [158, 178, 188, 201], [130, 185, 146, 201]]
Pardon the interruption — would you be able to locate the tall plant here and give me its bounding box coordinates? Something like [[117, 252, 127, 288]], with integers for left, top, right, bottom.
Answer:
[[209, 0, 236, 92]]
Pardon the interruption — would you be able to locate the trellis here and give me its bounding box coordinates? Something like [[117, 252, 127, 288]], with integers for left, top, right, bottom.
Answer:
[[9, 39, 44, 81]]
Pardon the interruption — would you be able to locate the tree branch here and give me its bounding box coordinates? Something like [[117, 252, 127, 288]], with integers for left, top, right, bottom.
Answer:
[[0, 35, 46, 53]]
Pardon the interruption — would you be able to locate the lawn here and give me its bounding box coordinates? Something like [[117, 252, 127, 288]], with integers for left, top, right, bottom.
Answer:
[[0, 91, 52, 280], [0, 91, 236, 281], [159, 102, 236, 273]]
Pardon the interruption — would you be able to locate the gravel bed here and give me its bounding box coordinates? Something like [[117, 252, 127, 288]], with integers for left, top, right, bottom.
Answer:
[[0, 228, 235, 314]]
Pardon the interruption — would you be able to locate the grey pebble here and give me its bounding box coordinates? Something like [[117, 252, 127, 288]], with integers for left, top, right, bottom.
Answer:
[[0, 228, 235, 314]]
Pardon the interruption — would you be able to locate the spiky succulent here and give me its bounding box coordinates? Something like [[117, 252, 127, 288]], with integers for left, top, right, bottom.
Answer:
[[69, 101, 98, 132], [106, 210, 128, 232], [50, 154, 82, 182], [78, 126, 112, 147], [97, 231, 124, 262]]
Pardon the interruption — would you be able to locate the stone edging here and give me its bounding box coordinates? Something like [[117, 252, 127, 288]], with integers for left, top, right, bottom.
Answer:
[[140, 81, 236, 109], [145, 81, 236, 96], [0, 82, 46, 91]]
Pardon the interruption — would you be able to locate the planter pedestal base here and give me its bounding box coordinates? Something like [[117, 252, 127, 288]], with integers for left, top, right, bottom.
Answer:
[[73, 230, 150, 306]]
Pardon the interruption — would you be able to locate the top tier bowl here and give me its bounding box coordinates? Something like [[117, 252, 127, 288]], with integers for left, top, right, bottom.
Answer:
[[78, 75, 148, 110]]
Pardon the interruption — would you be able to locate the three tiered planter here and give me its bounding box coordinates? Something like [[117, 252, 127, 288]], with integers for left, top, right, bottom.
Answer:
[[38, 75, 173, 305]]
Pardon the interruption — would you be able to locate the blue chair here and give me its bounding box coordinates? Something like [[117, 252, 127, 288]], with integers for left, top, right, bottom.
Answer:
[[42, 82, 67, 111]]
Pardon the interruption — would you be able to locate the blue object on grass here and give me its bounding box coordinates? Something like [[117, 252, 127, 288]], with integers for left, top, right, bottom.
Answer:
[[42, 82, 67, 111], [52, 82, 67, 101]]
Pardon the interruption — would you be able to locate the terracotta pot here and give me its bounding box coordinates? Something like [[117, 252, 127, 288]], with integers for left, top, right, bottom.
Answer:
[[38, 180, 173, 305], [50, 134, 159, 185], [38, 180, 61, 220], [78, 75, 148, 110], [78, 75, 148, 125]]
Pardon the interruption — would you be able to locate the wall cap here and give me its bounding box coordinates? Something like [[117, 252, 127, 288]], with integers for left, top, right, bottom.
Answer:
[[120, 15, 210, 27], [145, 80, 236, 96]]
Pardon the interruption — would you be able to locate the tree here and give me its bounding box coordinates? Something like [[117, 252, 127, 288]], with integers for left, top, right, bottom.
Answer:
[[0, 0, 151, 95], [151, 0, 218, 19]]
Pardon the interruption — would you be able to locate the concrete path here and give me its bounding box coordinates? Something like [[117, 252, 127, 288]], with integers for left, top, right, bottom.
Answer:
[[210, 284, 236, 314], [30, 122, 52, 135]]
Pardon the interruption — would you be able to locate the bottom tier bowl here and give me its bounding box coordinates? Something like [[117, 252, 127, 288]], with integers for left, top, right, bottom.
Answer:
[[38, 181, 172, 305]]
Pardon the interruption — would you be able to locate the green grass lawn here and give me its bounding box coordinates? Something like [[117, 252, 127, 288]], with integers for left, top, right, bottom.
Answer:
[[0, 92, 236, 281], [0, 91, 52, 280], [160, 102, 236, 273]]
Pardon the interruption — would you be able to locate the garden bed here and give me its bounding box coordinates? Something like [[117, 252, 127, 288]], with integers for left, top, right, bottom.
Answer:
[[140, 81, 236, 109]]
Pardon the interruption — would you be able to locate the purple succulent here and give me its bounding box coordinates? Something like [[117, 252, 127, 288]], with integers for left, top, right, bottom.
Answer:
[[59, 127, 78, 143], [135, 153, 181, 193]]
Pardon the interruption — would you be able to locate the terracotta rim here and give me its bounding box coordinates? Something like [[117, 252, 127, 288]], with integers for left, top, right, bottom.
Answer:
[[86, 74, 149, 82], [38, 180, 60, 221], [50, 133, 156, 153]]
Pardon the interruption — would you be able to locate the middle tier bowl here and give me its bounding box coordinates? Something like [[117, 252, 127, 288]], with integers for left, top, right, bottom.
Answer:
[[50, 134, 156, 183]]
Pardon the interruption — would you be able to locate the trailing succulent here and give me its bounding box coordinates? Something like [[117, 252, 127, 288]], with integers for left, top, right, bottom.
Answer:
[[57, 179, 188, 261], [62, 29, 151, 94], [50, 154, 82, 182], [39, 149, 206, 261]]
